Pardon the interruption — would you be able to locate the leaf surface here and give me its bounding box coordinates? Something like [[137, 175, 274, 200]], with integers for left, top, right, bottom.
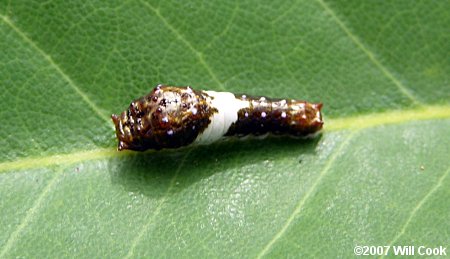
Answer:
[[1, 0, 449, 258]]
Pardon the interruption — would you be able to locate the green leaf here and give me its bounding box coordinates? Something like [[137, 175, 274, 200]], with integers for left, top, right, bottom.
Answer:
[[1, 0, 449, 258]]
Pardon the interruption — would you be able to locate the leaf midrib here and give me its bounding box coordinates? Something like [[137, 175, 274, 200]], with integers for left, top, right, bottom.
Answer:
[[0, 104, 449, 173]]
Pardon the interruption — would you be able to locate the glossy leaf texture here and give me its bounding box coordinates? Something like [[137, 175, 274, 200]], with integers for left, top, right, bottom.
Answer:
[[1, 0, 449, 258]]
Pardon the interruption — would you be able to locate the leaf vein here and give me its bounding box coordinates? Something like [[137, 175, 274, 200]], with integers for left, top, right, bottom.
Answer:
[[124, 149, 193, 258], [380, 166, 450, 259], [204, 1, 239, 50], [137, 0, 226, 91], [0, 15, 111, 124], [314, 0, 423, 106], [255, 131, 357, 258], [0, 168, 64, 258]]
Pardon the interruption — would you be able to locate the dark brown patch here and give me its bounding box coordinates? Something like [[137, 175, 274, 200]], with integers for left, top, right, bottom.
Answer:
[[111, 85, 215, 151], [225, 95, 323, 137]]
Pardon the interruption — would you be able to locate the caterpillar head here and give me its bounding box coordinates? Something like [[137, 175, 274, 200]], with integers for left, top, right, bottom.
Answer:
[[111, 85, 214, 151]]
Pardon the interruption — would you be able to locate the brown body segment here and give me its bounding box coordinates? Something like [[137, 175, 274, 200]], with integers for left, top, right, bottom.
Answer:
[[225, 95, 323, 137], [111, 85, 215, 151]]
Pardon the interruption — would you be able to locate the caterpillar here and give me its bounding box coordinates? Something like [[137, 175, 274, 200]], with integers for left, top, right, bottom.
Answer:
[[111, 85, 323, 151]]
